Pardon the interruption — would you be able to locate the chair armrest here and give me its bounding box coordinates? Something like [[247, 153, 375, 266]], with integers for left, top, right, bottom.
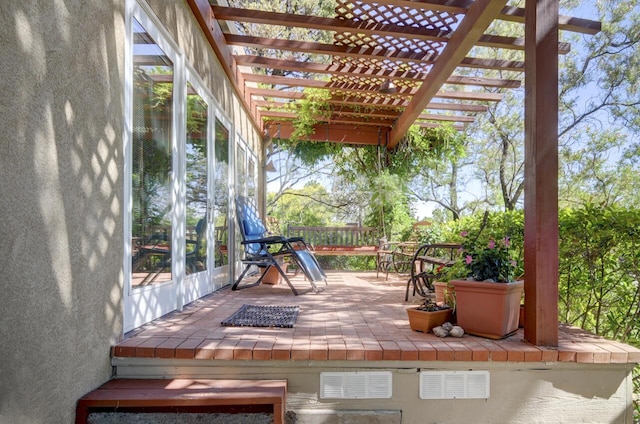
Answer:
[[241, 235, 289, 245]]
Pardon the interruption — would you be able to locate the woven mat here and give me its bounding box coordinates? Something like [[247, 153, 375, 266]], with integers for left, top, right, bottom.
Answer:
[[221, 304, 300, 328]]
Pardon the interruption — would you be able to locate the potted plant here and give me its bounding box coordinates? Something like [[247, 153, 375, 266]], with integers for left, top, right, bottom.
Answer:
[[433, 280, 454, 306], [433, 260, 468, 306], [406, 298, 452, 333], [447, 228, 524, 339]]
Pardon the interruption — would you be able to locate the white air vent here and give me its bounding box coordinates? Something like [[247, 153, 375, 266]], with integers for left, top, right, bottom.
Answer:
[[320, 371, 392, 399], [420, 371, 489, 399]]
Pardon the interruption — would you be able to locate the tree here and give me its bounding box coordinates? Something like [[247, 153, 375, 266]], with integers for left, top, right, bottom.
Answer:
[[469, 89, 525, 211], [266, 182, 334, 228], [409, 130, 479, 220], [557, 0, 640, 207]]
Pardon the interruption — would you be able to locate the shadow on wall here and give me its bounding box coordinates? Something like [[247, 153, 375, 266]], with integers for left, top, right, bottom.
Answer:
[[0, 1, 124, 423]]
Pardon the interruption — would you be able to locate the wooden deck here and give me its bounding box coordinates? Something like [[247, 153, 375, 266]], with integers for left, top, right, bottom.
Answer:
[[113, 271, 640, 364]]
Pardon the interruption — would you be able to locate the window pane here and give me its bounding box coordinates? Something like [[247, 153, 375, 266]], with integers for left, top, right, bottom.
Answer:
[[185, 83, 208, 275], [213, 119, 229, 268], [130, 18, 174, 288]]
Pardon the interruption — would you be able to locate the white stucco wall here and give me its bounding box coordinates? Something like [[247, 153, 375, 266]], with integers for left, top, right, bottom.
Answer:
[[0, 1, 127, 422], [0, 0, 263, 422]]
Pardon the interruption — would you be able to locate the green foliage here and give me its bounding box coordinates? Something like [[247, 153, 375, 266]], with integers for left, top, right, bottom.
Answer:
[[558, 205, 640, 341], [465, 238, 517, 283], [430, 205, 639, 417], [274, 121, 467, 236], [439, 211, 523, 282], [559, 128, 640, 208], [406, 222, 444, 245], [367, 171, 412, 239], [273, 138, 336, 166], [392, 124, 466, 176], [443, 210, 525, 267], [432, 205, 639, 339], [416, 298, 451, 312], [266, 182, 333, 227], [557, 204, 640, 418], [288, 88, 331, 140], [315, 255, 377, 271], [270, 90, 336, 166]]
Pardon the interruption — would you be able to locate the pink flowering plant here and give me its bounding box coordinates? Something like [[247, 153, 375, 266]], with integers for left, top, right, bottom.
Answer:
[[444, 219, 520, 283], [464, 236, 517, 283]]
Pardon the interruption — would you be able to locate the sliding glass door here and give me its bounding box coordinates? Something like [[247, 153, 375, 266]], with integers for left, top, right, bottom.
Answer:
[[124, 2, 235, 331], [125, 9, 178, 330]]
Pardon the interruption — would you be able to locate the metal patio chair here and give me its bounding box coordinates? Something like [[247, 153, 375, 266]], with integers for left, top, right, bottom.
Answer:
[[234, 196, 327, 295]]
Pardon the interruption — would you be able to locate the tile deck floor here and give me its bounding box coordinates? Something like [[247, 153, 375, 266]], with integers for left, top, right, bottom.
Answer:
[[113, 271, 640, 364]]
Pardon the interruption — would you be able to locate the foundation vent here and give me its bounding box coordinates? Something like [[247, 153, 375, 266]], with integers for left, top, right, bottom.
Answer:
[[420, 371, 489, 399], [320, 371, 392, 399]]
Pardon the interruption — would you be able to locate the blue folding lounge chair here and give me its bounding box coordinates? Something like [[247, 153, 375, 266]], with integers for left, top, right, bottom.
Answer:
[[233, 196, 327, 295]]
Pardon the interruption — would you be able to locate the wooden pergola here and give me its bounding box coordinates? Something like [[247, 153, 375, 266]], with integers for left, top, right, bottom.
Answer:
[[186, 0, 601, 346]]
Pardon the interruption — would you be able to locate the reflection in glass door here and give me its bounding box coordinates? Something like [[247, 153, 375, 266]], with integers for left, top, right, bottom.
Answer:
[[248, 155, 256, 200], [235, 144, 246, 278], [212, 118, 230, 290], [130, 17, 173, 289], [184, 81, 209, 301]]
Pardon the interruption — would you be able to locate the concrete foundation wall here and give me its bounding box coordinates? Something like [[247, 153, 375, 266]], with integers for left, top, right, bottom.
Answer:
[[113, 358, 637, 424], [0, 1, 262, 422]]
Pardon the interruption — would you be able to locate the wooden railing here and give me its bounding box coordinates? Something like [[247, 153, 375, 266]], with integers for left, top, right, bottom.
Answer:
[[285, 225, 381, 256]]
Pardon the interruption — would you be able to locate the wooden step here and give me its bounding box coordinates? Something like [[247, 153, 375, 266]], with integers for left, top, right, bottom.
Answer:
[[76, 379, 286, 424]]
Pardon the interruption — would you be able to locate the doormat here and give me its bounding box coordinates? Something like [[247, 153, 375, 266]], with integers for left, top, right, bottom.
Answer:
[[221, 304, 300, 328]]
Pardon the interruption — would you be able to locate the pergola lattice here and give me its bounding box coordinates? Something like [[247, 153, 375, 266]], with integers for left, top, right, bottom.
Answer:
[[194, 0, 599, 148]]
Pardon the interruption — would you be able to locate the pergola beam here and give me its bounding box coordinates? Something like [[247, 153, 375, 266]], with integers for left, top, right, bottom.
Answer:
[[248, 87, 502, 103], [500, 5, 601, 34], [238, 56, 522, 89], [213, 5, 570, 53], [265, 121, 388, 145], [347, 1, 602, 34], [259, 109, 474, 124], [403, 0, 602, 34], [194, 1, 599, 145], [259, 110, 397, 127], [254, 99, 488, 113], [226, 34, 525, 72], [347, 0, 469, 15], [242, 73, 517, 93], [212, 6, 448, 42], [389, 0, 508, 147]]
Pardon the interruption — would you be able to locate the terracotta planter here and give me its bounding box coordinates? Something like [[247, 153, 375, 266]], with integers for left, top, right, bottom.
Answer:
[[406, 307, 452, 333], [261, 262, 288, 285], [433, 281, 456, 306], [450, 279, 524, 339]]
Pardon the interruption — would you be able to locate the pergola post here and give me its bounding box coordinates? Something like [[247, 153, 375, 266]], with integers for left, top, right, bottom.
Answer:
[[524, 0, 559, 346]]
